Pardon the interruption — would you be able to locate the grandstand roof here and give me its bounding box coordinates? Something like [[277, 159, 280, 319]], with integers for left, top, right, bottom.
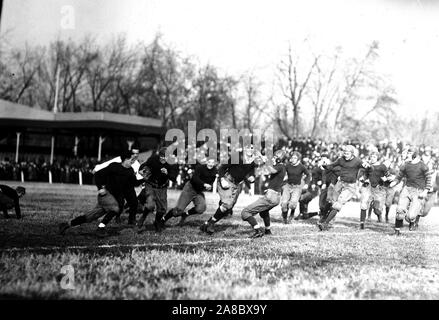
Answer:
[[0, 99, 164, 136]]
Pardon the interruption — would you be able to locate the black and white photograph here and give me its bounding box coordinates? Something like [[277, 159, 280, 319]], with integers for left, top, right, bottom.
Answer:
[[1, 0, 439, 304]]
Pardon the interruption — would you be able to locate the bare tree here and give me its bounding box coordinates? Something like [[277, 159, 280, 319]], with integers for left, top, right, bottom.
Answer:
[[0, 45, 43, 104], [276, 43, 319, 139]]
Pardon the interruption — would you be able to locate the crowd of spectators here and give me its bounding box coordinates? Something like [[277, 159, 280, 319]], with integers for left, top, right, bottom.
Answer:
[[0, 156, 99, 184]]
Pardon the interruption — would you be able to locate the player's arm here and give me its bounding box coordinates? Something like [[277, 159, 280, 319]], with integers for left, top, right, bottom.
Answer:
[[423, 164, 433, 196], [264, 162, 280, 175], [244, 164, 258, 184], [191, 165, 210, 190], [94, 164, 111, 194], [302, 166, 311, 188], [217, 164, 232, 189], [130, 170, 145, 187], [322, 157, 341, 171], [389, 164, 406, 188], [218, 164, 231, 178], [166, 164, 179, 183]]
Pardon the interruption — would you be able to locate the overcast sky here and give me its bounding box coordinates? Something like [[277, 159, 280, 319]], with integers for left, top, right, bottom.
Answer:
[[1, 0, 439, 119]]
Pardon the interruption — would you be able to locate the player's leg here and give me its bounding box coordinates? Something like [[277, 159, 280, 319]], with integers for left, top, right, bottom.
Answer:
[[321, 182, 355, 231], [241, 190, 280, 238], [287, 185, 302, 222], [154, 188, 168, 232], [372, 186, 385, 223], [407, 188, 424, 231], [367, 200, 374, 221], [241, 196, 269, 238], [163, 182, 195, 223], [201, 181, 239, 234], [394, 187, 410, 235], [297, 190, 316, 220], [137, 190, 155, 229], [59, 193, 119, 235], [261, 190, 281, 234], [99, 194, 123, 226], [318, 181, 341, 229], [124, 188, 138, 225], [359, 185, 371, 229], [280, 184, 292, 224], [318, 186, 331, 222], [178, 192, 206, 226], [384, 187, 395, 223], [260, 210, 271, 234]]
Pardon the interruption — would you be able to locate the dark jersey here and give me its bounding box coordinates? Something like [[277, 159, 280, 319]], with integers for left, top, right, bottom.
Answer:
[[139, 154, 177, 188], [365, 163, 388, 188], [325, 157, 364, 184], [0, 184, 21, 218], [267, 164, 286, 192], [218, 163, 256, 184], [311, 166, 324, 186], [285, 163, 311, 185], [190, 164, 218, 192], [397, 161, 431, 190], [323, 166, 340, 186], [94, 162, 143, 199]]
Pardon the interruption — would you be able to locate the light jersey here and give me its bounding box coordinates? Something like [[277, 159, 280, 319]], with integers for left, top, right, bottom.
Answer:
[[93, 157, 143, 180]]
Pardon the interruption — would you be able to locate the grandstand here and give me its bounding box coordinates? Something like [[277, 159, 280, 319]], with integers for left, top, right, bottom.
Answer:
[[0, 99, 164, 163]]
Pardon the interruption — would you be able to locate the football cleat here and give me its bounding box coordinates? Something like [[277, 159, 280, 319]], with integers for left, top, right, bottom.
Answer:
[[264, 229, 273, 235], [200, 223, 214, 235], [250, 228, 265, 239], [178, 213, 188, 227], [153, 220, 163, 233]]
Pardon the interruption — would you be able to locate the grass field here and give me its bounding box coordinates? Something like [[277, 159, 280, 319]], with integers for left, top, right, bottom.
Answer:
[[1, 181, 439, 300]]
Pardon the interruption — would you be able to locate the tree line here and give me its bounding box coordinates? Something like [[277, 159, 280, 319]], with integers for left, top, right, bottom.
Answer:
[[1, 33, 436, 146]]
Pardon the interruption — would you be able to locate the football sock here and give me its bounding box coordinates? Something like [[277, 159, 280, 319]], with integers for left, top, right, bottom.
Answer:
[[360, 209, 366, 222], [188, 207, 197, 216], [246, 216, 258, 228], [395, 219, 403, 229], [325, 209, 338, 224], [260, 211, 270, 227], [70, 215, 86, 226]]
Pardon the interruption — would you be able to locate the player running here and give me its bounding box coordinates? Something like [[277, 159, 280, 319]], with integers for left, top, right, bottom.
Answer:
[[413, 146, 437, 230], [162, 158, 218, 226], [389, 147, 432, 235], [136, 147, 178, 233], [318, 145, 370, 231], [358, 151, 390, 229], [240, 150, 287, 238], [58, 151, 143, 236], [280, 151, 311, 224], [199, 146, 260, 235]]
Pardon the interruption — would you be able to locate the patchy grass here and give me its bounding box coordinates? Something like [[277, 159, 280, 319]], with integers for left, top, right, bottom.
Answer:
[[1, 182, 439, 299]]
